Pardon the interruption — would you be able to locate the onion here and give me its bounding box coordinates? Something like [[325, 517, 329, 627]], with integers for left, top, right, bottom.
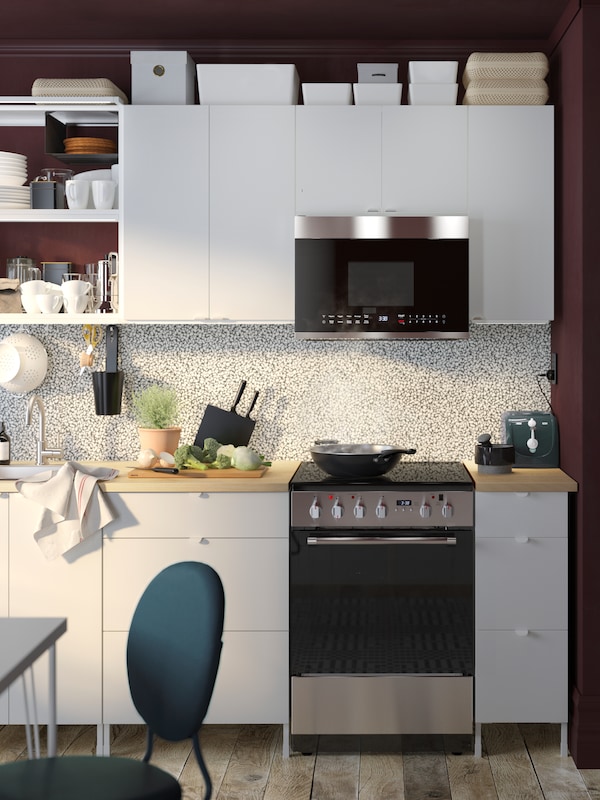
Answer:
[[137, 448, 157, 469], [159, 451, 175, 468]]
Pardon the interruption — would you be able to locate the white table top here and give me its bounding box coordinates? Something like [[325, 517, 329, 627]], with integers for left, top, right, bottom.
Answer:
[[0, 617, 67, 694]]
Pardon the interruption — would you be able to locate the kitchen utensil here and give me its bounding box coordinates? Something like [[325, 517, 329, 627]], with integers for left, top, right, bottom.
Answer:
[[474, 433, 514, 473], [65, 179, 90, 210], [92, 324, 123, 415], [193, 380, 258, 448], [0, 333, 47, 393], [91, 179, 116, 209], [310, 442, 417, 478], [501, 410, 559, 467], [92, 252, 118, 313]]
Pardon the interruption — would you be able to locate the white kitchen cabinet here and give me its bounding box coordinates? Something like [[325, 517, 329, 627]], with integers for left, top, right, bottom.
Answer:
[[120, 105, 210, 321], [7, 493, 102, 724], [209, 106, 295, 321], [381, 106, 468, 215], [475, 490, 568, 753], [296, 106, 382, 215], [468, 106, 554, 322], [101, 492, 289, 727], [295, 106, 468, 216]]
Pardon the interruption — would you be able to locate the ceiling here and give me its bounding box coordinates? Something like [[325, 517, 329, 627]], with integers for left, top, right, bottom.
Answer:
[[0, 0, 576, 44]]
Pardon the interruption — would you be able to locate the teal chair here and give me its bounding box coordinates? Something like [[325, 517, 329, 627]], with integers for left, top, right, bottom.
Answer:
[[0, 561, 225, 800]]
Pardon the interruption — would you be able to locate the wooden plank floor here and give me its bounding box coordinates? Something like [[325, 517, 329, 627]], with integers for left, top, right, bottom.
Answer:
[[1, 722, 599, 799]]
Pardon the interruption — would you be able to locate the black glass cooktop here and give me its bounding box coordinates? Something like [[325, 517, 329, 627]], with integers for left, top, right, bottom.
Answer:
[[291, 460, 473, 490]]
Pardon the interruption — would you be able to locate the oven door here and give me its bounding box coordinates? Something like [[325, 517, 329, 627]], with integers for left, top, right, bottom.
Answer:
[[289, 528, 474, 735]]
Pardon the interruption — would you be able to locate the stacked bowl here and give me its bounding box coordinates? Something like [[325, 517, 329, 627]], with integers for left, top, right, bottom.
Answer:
[[0, 151, 29, 208]]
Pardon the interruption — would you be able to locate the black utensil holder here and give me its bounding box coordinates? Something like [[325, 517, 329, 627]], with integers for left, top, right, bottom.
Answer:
[[93, 324, 123, 415], [93, 370, 124, 415]]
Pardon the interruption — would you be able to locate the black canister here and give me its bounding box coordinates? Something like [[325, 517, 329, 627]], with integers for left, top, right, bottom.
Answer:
[[475, 433, 515, 473]]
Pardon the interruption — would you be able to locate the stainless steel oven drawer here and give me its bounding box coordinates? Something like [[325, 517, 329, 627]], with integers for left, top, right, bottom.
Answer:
[[291, 675, 473, 735]]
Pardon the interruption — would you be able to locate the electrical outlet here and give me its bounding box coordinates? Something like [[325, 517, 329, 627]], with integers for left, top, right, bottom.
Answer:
[[548, 352, 558, 384]]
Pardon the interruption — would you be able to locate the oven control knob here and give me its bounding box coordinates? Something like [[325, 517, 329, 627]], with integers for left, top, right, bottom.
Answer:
[[441, 502, 454, 519], [332, 498, 343, 519], [309, 498, 322, 519], [419, 502, 431, 519], [375, 499, 387, 519], [354, 499, 366, 519]]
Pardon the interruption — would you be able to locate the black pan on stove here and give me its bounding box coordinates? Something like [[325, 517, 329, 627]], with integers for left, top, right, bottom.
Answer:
[[310, 442, 417, 478]]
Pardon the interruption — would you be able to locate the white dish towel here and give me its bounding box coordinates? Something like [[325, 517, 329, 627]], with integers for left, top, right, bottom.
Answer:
[[16, 462, 119, 560]]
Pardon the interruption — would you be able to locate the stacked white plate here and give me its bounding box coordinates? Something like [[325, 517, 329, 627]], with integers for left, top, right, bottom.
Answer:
[[0, 151, 29, 208]]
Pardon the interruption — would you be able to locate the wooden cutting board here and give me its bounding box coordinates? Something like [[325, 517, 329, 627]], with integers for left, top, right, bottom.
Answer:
[[127, 467, 267, 479]]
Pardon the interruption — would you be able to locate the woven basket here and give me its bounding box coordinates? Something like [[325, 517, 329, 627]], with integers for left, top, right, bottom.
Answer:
[[31, 78, 128, 104], [463, 78, 549, 106], [463, 52, 549, 88]]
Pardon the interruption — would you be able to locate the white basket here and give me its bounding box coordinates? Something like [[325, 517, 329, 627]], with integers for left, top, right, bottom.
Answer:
[[408, 61, 458, 84], [302, 83, 353, 105]]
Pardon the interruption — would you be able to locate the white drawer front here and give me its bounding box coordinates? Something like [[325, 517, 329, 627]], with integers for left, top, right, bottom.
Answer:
[[103, 492, 288, 540], [103, 630, 288, 725], [475, 492, 567, 538], [103, 537, 288, 632], [476, 536, 567, 629], [475, 629, 567, 722]]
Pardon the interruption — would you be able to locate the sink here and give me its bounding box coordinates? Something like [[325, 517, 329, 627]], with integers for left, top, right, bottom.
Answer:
[[0, 464, 62, 480]]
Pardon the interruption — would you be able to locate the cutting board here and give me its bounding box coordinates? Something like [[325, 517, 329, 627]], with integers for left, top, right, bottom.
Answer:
[[128, 467, 267, 479]]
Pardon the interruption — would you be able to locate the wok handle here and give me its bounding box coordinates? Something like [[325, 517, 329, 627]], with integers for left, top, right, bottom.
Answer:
[[230, 380, 247, 412], [246, 390, 259, 418], [373, 447, 417, 463]]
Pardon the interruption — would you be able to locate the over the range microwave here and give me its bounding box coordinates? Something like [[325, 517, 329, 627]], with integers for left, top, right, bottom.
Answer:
[[294, 215, 469, 340]]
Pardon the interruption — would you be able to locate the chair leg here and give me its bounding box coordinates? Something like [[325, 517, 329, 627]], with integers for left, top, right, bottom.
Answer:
[[192, 732, 212, 800], [143, 727, 154, 763]]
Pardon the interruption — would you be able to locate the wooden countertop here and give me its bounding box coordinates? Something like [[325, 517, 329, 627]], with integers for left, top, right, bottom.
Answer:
[[0, 460, 302, 493], [463, 460, 578, 493]]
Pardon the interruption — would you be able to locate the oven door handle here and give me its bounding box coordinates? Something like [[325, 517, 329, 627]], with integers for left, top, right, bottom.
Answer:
[[306, 535, 457, 545]]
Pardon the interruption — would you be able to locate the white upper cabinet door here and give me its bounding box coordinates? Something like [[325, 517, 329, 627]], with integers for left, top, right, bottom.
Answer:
[[120, 106, 210, 321], [468, 106, 554, 322], [381, 107, 468, 215], [209, 107, 295, 321], [296, 106, 382, 215]]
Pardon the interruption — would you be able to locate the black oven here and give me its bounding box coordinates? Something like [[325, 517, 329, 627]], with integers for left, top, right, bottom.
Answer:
[[294, 215, 469, 340], [289, 461, 474, 740]]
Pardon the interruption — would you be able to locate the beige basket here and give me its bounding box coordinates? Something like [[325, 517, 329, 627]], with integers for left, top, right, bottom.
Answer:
[[31, 78, 128, 104], [463, 78, 549, 106], [463, 52, 549, 88]]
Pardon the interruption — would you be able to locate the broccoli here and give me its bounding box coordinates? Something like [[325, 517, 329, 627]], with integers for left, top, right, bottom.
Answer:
[[202, 437, 223, 463], [174, 444, 209, 470], [211, 452, 232, 469]]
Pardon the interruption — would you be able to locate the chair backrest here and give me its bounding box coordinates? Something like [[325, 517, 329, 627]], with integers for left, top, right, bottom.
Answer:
[[126, 561, 225, 742]]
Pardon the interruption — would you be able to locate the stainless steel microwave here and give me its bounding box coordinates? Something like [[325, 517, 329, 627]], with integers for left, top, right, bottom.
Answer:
[[294, 215, 469, 340]]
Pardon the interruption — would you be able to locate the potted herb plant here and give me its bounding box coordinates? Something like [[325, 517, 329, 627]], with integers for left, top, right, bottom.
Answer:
[[132, 384, 181, 455]]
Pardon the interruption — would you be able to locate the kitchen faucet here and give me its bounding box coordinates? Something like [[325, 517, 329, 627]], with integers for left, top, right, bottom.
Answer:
[[25, 394, 63, 466]]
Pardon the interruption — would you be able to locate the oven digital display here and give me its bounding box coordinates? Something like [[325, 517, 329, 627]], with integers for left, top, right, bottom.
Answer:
[[348, 261, 415, 307], [396, 499, 412, 506]]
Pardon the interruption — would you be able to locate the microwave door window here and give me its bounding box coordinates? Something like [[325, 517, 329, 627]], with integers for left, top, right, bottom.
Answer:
[[348, 261, 415, 308]]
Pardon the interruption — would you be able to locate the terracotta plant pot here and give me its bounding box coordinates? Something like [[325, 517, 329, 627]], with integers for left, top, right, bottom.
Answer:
[[138, 427, 181, 456]]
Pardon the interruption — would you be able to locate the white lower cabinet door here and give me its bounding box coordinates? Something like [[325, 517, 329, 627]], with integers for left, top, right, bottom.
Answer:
[[103, 537, 288, 632], [104, 630, 289, 724], [475, 629, 568, 722], [476, 536, 567, 630], [8, 494, 102, 724], [475, 492, 567, 538]]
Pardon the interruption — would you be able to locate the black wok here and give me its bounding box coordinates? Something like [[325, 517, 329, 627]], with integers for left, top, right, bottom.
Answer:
[[310, 443, 417, 478]]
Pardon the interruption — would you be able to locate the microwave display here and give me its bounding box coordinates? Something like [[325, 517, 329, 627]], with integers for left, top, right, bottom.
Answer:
[[295, 220, 469, 340]]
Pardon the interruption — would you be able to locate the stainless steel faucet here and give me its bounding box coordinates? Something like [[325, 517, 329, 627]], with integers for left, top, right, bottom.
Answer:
[[25, 394, 63, 465]]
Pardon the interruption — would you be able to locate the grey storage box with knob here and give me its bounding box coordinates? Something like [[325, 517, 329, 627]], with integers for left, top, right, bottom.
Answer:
[[130, 51, 196, 104], [501, 410, 559, 467]]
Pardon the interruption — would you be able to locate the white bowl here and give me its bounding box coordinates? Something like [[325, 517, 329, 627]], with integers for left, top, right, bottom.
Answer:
[[20, 279, 47, 296], [353, 83, 402, 105], [61, 279, 90, 297], [408, 83, 458, 105], [408, 61, 459, 83], [302, 83, 353, 105]]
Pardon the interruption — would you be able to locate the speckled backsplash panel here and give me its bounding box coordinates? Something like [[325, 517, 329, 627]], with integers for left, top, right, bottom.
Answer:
[[0, 323, 551, 463]]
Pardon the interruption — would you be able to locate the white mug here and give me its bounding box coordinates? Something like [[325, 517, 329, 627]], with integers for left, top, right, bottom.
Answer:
[[65, 180, 90, 210], [64, 294, 89, 314], [91, 180, 116, 210]]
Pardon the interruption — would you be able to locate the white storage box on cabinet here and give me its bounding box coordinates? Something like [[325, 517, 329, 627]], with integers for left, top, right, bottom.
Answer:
[[130, 51, 196, 104], [197, 64, 299, 105]]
